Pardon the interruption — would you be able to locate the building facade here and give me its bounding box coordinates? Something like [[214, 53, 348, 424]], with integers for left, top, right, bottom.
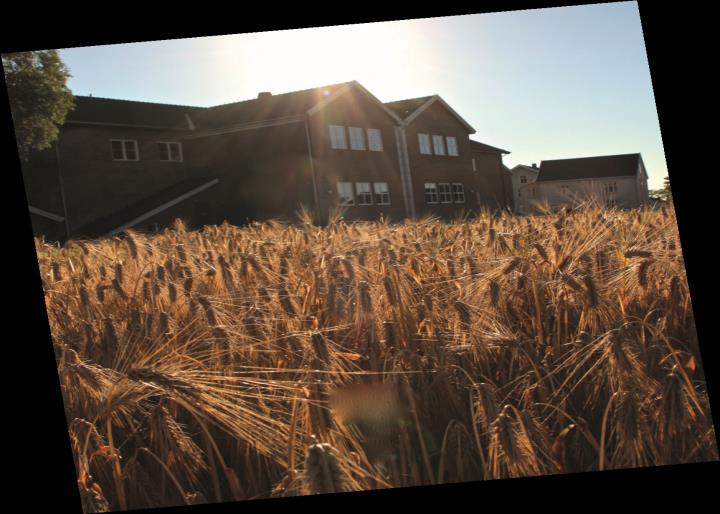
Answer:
[[509, 164, 540, 214], [20, 81, 511, 241], [518, 154, 650, 213]]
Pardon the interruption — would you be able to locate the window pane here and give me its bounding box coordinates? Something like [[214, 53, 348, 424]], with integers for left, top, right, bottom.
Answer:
[[356, 182, 373, 205], [424, 183, 438, 204], [453, 183, 465, 203], [329, 125, 347, 149], [349, 127, 366, 150], [419, 134, 431, 154], [367, 129, 383, 151], [158, 143, 169, 161], [124, 141, 137, 160], [111, 140, 125, 160], [169, 143, 182, 161], [432, 135, 446, 155], [446, 137, 458, 156], [337, 182, 354, 205], [374, 182, 390, 205]]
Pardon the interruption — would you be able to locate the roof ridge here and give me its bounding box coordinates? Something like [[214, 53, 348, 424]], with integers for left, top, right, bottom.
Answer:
[[541, 153, 640, 163], [383, 95, 435, 105], [207, 81, 353, 110], [73, 95, 205, 109]]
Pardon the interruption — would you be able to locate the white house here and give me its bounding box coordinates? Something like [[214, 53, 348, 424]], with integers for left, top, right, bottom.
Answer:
[[517, 153, 650, 213]]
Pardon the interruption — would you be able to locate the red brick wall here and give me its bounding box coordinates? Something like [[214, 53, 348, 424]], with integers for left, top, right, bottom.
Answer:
[[403, 101, 479, 219], [308, 88, 408, 223]]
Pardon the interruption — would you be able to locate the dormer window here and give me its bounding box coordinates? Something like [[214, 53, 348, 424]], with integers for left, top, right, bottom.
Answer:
[[158, 142, 183, 162], [111, 140, 139, 161]]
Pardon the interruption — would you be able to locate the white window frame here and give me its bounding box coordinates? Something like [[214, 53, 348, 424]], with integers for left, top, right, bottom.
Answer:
[[373, 182, 390, 205], [355, 182, 373, 206], [438, 183, 453, 204], [158, 141, 183, 162], [367, 128, 383, 152], [432, 135, 446, 156], [111, 139, 139, 161], [329, 125, 348, 150], [424, 183, 438, 204], [348, 127, 366, 151], [446, 136, 459, 156], [452, 183, 465, 203], [418, 133, 431, 155], [337, 182, 354, 206]]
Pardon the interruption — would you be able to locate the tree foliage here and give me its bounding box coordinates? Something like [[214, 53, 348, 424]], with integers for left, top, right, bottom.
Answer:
[[649, 175, 672, 202], [2, 50, 74, 161]]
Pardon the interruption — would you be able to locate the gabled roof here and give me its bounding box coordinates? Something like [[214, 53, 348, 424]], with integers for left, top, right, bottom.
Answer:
[[469, 139, 510, 154], [511, 164, 540, 174], [66, 96, 204, 129], [194, 82, 351, 129], [384, 95, 476, 134], [537, 153, 643, 182], [384, 97, 434, 119]]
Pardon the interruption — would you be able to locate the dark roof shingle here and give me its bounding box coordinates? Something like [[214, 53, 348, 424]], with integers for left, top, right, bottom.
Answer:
[[469, 139, 510, 154], [194, 82, 351, 129], [66, 96, 204, 129], [537, 154, 642, 182]]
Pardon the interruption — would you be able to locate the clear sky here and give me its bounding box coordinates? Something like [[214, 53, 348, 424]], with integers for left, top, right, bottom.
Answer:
[[57, 1, 666, 188]]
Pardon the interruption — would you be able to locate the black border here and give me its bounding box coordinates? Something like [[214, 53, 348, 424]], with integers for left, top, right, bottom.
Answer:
[[3, 1, 718, 512]]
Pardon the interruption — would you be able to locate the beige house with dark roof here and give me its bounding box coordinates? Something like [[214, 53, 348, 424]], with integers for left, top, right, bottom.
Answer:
[[509, 164, 540, 213], [517, 153, 650, 213]]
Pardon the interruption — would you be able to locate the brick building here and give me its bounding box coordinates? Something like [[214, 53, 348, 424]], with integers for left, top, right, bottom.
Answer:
[[20, 80, 511, 241]]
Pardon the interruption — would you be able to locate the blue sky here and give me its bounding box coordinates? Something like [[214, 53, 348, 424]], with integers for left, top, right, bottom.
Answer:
[[57, 1, 666, 188]]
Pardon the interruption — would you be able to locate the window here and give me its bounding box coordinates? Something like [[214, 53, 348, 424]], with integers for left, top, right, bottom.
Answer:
[[111, 140, 139, 161], [355, 182, 373, 205], [337, 182, 354, 205], [424, 183, 438, 204], [367, 129, 383, 152], [158, 142, 183, 162], [560, 185, 570, 195], [348, 127, 366, 151], [439, 183, 452, 203], [604, 181, 618, 194], [329, 125, 347, 149], [472, 158, 477, 172], [418, 133, 431, 155], [606, 197, 618, 208], [446, 136, 459, 156], [520, 175, 527, 184], [373, 182, 390, 205], [452, 183, 465, 203], [432, 135, 446, 155]]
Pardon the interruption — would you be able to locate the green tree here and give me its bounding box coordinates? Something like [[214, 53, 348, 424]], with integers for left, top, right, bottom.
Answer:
[[649, 175, 672, 202], [2, 50, 74, 161]]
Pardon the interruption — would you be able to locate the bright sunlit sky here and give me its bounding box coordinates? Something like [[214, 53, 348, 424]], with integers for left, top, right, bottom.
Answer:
[[57, 1, 666, 188]]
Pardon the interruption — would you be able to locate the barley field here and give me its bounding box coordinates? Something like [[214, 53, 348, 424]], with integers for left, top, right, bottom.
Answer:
[[38, 204, 717, 512]]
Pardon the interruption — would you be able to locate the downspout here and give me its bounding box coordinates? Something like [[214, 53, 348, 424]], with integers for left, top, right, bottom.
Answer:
[[55, 140, 71, 242], [394, 125, 416, 221], [303, 116, 322, 223]]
